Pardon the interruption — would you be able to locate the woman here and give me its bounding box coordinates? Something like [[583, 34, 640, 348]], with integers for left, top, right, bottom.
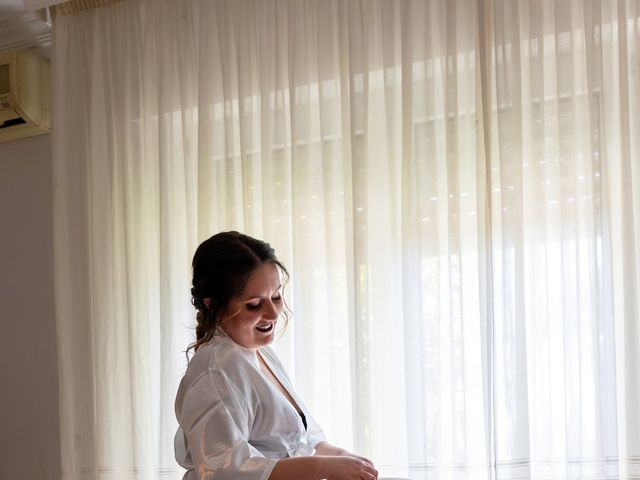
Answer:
[[174, 231, 378, 480]]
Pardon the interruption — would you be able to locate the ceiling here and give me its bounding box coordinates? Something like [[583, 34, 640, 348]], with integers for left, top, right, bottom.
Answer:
[[0, 0, 52, 58]]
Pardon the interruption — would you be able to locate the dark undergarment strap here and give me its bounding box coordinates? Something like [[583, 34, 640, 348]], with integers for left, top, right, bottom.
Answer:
[[299, 411, 307, 431]]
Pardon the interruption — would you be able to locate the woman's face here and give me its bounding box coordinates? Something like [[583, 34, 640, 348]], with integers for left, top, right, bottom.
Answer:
[[219, 262, 284, 351]]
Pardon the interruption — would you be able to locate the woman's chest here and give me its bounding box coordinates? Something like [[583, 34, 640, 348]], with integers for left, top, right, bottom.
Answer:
[[246, 368, 307, 453]]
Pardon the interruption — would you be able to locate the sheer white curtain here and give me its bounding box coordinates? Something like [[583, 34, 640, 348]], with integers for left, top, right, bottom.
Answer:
[[52, 0, 640, 479]]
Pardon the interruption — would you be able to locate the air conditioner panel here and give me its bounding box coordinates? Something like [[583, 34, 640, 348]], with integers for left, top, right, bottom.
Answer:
[[0, 50, 50, 143]]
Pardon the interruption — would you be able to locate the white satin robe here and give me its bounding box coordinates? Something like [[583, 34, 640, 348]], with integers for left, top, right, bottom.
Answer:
[[174, 335, 326, 480]]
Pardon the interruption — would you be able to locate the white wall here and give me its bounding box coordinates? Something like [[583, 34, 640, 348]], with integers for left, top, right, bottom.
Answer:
[[0, 134, 61, 479]]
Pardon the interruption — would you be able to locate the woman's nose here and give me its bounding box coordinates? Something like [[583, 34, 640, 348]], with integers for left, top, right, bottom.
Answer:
[[263, 299, 279, 318]]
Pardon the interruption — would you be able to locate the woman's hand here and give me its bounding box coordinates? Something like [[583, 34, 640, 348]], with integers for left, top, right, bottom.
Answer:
[[319, 455, 378, 480], [337, 451, 375, 470], [269, 455, 377, 480]]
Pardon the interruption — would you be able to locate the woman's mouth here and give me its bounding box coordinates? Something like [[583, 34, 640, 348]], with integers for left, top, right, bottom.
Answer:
[[255, 323, 274, 333]]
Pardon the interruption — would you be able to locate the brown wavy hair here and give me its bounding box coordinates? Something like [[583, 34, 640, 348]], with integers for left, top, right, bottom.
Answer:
[[187, 231, 289, 356]]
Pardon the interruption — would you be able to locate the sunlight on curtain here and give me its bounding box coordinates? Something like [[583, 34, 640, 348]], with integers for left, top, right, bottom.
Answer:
[[52, 0, 639, 479]]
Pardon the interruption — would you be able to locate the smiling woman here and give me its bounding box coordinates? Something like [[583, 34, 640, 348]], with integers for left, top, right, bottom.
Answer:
[[174, 231, 378, 480], [185, 232, 290, 357], [211, 262, 284, 350]]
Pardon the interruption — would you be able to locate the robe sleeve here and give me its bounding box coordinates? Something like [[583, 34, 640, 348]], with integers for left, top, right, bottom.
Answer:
[[178, 368, 278, 480]]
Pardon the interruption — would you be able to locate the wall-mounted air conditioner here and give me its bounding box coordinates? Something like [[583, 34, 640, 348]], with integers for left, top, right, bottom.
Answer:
[[0, 49, 51, 143]]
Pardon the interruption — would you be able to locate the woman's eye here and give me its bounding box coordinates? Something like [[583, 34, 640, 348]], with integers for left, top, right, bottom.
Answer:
[[245, 294, 281, 310]]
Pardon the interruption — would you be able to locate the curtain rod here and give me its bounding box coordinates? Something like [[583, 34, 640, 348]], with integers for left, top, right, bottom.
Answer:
[[52, 0, 127, 17]]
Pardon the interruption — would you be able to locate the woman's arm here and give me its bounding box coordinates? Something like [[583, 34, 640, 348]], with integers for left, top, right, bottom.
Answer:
[[269, 455, 377, 480], [314, 441, 349, 456], [314, 442, 376, 469]]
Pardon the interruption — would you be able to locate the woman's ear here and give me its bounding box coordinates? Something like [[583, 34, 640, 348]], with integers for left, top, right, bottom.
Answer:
[[203, 298, 212, 310]]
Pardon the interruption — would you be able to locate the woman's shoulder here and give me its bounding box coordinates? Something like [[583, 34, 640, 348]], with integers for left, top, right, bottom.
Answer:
[[186, 335, 260, 382], [175, 337, 261, 418]]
